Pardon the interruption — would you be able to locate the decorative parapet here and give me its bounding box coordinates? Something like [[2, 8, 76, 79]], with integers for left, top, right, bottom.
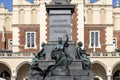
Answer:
[[0, 51, 34, 58], [0, 51, 120, 58], [89, 52, 120, 57]]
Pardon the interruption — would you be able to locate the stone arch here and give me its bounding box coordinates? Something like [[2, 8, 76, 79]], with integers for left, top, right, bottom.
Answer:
[[5, 17, 11, 31], [15, 61, 30, 73], [111, 61, 120, 72], [87, 8, 93, 24], [16, 61, 30, 80], [94, 76, 103, 80], [92, 61, 107, 72], [19, 9, 25, 24], [31, 9, 37, 24], [111, 61, 120, 80], [92, 61, 107, 80], [100, 8, 106, 24], [0, 61, 11, 70], [23, 77, 28, 80], [0, 61, 11, 80]]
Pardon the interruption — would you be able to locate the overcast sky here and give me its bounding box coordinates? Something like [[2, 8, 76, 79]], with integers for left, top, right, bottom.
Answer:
[[0, 0, 118, 12]]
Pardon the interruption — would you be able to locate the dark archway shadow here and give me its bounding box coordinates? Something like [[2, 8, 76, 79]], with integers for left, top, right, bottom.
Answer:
[[0, 70, 11, 80], [113, 70, 120, 80]]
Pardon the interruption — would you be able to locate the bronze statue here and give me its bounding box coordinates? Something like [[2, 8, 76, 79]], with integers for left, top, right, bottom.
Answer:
[[75, 41, 92, 70], [51, 35, 73, 75], [31, 42, 46, 67], [37, 42, 46, 60]]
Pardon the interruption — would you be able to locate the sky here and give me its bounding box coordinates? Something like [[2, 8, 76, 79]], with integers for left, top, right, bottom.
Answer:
[[0, 0, 118, 12]]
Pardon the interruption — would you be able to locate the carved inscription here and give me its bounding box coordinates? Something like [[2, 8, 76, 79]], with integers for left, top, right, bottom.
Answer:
[[49, 10, 72, 41], [49, 15, 71, 41]]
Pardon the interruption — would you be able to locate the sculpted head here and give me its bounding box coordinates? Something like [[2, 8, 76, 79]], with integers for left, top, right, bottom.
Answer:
[[58, 37, 62, 44], [41, 42, 45, 47], [78, 41, 83, 47]]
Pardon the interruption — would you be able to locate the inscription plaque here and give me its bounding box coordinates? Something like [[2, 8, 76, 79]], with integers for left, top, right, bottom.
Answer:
[[49, 10, 72, 41]]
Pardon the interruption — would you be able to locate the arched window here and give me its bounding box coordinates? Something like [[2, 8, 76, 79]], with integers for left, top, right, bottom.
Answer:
[[31, 9, 37, 24], [100, 9, 106, 24], [5, 17, 10, 31], [87, 8, 93, 24], [19, 9, 25, 24]]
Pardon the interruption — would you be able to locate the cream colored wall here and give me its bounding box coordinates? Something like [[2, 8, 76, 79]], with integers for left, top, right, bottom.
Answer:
[[106, 7, 113, 24], [93, 7, 100, 24], [0, 15, 5, 31], [0, 7, 12, 31], [12, 27, 20, 52], [105, 27, 114, 52], [39, 1, 47, 47], [71, 0, 84, 44], [113, 8, 120, 30], [12, 7, 19, 24]]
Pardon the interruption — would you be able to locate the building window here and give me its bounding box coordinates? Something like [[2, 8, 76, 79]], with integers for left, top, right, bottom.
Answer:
[[8, 39, 13, 50], [25, 32, 36, 49], [89, 31, 101, 48]]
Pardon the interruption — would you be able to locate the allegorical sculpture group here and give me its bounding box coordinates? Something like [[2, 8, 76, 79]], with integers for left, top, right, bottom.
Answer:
[[29, 35, 92, 80]]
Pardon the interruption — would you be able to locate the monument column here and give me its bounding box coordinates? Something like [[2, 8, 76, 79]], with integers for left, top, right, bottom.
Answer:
[[46, 0, 75, 42], [45, 0, 75, 60]]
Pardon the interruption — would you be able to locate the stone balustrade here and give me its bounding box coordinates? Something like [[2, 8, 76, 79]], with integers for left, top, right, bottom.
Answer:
[[0, 50, 120, 58], [89, 52, 120, 57]]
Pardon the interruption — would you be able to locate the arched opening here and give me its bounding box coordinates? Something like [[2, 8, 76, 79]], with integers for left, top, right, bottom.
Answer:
[[23, 77, 28, 80], [113, 70, 120, 80], [31, 9, 37, 24], [92, 63, 107, 80], [5, 17, 11, 31], [0, 63, 11, 80], [19, 9, 25, 24], [100, 9, 106, 24], [87, 8, 93, 24], [0, 70, 10, 80], [112, 63, 120, 80], [94, 76, 103, 80], [16, 63, 30, 80], [94, 77, 99, 80]]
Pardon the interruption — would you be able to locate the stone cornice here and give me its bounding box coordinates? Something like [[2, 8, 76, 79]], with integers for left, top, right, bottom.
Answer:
[[113, 30, 120, 32], [13, 4, 39, 7], [0, 13, 12, 15], [0, 31, 12, 33], [85, 24, 113, 27], [12, 24, 40, 27], [85, 4, 112, 7]]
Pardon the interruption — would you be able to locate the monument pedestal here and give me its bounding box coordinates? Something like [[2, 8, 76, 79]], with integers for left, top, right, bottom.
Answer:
[[29, 60, 94, 80]]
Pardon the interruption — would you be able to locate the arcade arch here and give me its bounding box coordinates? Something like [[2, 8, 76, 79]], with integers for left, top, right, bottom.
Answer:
[[112, 61, 120, 80], [92, 61, 107, 80], [16, 61, 30, 80], [0, 62, 11, 80]]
